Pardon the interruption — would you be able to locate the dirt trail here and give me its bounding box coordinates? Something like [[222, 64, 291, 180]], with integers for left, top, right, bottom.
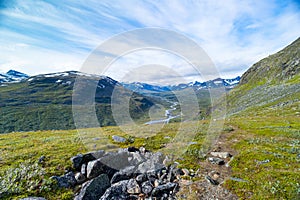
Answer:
[[177, 128, 240, 200]]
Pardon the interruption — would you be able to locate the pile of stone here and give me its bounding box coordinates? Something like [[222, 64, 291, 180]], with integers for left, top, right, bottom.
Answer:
[[51, 147, 185, 200]]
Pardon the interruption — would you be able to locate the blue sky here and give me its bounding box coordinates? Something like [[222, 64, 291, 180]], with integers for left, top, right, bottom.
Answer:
[[0, 0, 299, 83]]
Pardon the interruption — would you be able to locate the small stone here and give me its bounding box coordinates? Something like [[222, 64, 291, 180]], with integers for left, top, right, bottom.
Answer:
[[205, 175, 219, 185], [136, 174, 147, 183], [75, 172, 86, 184], [127, 179, 141, 194], [38, 156, 45, 164], [141, 181, 153, 195], [151, 182, 177, 197], [112, 135, 127, 143], [81, 163, 87, 175], [181, 168, 189, 176], [139, 147, 146, 154], [208, 157, 225, 165], [20, 198, 47, 200], [210, 152, 232, 158]]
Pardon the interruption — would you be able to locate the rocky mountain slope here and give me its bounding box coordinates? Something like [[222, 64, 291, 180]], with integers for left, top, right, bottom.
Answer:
[[225, 37, 300, 115], [0, 71, 153, 133]]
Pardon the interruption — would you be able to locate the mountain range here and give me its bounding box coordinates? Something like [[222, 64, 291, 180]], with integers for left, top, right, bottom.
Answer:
[[0, 71, 153, 133]]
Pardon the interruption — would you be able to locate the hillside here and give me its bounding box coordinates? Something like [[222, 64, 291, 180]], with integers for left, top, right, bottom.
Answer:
[[226, 37, 300, 115], [0, 71, 154, 133], [217, 37, 300, 199]]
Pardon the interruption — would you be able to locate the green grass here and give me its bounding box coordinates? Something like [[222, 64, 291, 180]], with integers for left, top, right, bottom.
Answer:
[[0, 121, 210, 199], [224, 110, 300, 199]]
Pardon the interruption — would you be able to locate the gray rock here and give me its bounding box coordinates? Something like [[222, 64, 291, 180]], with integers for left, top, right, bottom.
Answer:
[[128, 151, 145, 166], [210, 152, 232, 158], [137, 159, 165, 174], [90, 150, 105, 159], [71, 154, 83, 171], [38, 156, 45, 164], [112, 135, 127, 143], [20, 198, 47, 200], [205, 175, 219, 185], [99, 180, 129, 200], [75, 174, 110, 200], [75, 172, 86, 184], [127, 179, 141, 194], [81, 163, 87, 175], [99, 151, 131, 171], [258, 159, 270, 164], [51, 171, 77, 188], [208, 157, 225, 165], [141, 181, 153, 195], [111, 166, 136, 184], [86, 159, 106, 179], [151, 182, 178, 197], [136, 174, 147, 183]]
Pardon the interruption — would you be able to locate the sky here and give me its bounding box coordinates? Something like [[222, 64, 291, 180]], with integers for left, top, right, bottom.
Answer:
[[0, 0, 299, 84]]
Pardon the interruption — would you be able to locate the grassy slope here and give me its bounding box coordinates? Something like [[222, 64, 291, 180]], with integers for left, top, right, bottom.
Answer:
[[220, 38, 300, 199]]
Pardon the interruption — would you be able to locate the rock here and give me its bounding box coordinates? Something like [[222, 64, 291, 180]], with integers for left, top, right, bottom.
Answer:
[[111, 166, 136, 184], [81, 163, 87, 175], [209, 171, 220, 180], [99, 180, 129, 200], [71, 154, 83, 171], [75, 172, 86, 184], [20, 198, 47, 200], [205, 175, 219, 185], [112, 135, 127, 143], [75, 174, 110, 200], [139, 147, 146, 154], [226, 156, 234, 167], [90, 150, 105, 159], [137, 159, 165, 174], [38, 156, 45, 164], [141, 181, 153, 195], [229, 177, 248, 182], [258, 159, 270, 164], [51, 171, 77, 188], [99, 151, 131, 171], [208, 157, 225, 165], [86, 159, 106, 179], [128, 151, 145, 166], [136, 174, 147, 183], [210, 152, 232, 158], [151, 182, 178, 197], [127, 147, 139, 152], [127, 179, 141, 194], [181, 168, 189, 176]]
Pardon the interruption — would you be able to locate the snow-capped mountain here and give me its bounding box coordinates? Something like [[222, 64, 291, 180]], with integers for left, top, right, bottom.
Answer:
[[122, 82, 171, 93], [0, 70, 29, 84], [122, 76, 241, 93]]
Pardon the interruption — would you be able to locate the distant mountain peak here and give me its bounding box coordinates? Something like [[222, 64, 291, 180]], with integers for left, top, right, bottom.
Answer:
[[0, 69, 29, 84]]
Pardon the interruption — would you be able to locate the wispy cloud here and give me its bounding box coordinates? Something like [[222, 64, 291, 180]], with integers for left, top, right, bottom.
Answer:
[[0, 0, 299, 83]]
